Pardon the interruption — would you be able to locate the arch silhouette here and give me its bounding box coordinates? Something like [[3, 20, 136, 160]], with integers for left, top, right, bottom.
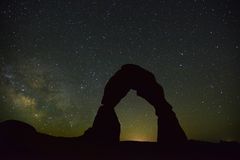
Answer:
[[83, 64, 187, 143]]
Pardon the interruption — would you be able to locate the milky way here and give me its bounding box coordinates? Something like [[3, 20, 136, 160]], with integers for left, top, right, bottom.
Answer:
[[0, 0, 240, 142]]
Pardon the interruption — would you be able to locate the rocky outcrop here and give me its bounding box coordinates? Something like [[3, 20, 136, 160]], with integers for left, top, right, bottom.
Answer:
[[84, 64, 187, 143]]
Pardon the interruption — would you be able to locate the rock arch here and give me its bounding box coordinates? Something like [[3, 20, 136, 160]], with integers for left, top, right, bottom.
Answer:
[[83, 64, 187, 143]]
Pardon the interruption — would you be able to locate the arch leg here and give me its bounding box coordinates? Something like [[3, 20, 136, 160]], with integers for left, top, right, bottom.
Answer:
[[82, 106, 120, 143], [155, 100, 187, 143]]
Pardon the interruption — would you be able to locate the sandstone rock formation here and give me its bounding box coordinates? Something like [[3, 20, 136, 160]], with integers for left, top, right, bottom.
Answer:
[[84, 64, 187, 143]]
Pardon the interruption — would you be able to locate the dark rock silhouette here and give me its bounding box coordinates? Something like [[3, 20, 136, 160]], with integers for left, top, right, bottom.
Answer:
[[82, 107, 120, 143], [0, 120, 36, 144], [83, 64, 187, 143]]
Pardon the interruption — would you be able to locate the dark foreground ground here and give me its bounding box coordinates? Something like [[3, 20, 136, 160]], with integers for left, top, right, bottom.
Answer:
[[0, 120, 239, 160], [1, 140, 239, 160]]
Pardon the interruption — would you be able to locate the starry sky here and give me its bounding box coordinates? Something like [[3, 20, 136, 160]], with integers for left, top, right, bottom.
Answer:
[[0, 0, 239, 142]]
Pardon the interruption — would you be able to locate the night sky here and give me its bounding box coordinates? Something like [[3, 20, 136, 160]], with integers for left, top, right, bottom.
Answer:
[[0, 0, 239, 142]]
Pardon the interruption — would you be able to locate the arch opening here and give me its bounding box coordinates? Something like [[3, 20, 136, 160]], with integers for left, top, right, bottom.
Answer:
[[115, 90, 157, 142]]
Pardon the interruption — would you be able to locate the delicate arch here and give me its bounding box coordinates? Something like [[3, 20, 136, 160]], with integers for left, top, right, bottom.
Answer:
[[83, 64, 187, 143]]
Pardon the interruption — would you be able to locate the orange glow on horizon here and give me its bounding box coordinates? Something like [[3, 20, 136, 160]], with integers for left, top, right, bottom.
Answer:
[[121, 134, 156, 142]]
